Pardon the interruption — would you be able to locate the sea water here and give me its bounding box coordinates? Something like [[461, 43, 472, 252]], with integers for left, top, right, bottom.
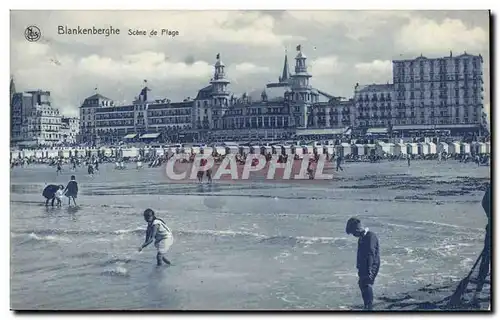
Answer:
[[10, 161, 489, 310]]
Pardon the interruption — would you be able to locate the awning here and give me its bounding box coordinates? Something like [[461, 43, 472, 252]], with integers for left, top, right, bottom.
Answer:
[[367, 127, 388, 134], [296, 128, 346, 136], [140, 133, 161, 139], [17, 140, 38, 146], [123, 133, 137, 139]]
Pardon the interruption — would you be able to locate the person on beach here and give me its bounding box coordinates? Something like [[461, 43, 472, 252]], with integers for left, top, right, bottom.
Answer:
[[55, 185, 65, 207], [346, 217, 380, 310], [198, 158, 208, 183], [336, 155, 344, 172], [56, 160, 62, 175], [42, 184, 60, 207], [138, 209, 174, 266], [88, 163, 94, 176], [64, 175, 79, 207], [206, 167, 213, 183], [473, 183, 491, 303], [407, 155, 411, 167], [94, 159, 99, 172]]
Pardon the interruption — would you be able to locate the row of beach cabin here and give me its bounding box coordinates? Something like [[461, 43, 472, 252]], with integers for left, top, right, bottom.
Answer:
[[11, 141, 491, 160]]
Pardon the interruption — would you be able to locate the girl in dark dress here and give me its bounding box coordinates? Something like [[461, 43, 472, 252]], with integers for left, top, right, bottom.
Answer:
[[64, 175, 79, 207]]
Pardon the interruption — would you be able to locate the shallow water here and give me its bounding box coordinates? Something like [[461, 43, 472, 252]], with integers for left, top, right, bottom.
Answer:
[[10, 161, 490, 310]]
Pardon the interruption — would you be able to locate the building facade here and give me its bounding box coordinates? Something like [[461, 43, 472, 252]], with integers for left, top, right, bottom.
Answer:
[[193, 53, 232, 133], [88, 87, 193, 144], [79, 93, 115, 145], [354, 83, 395, 135], [10, 92, 30, 144], [76, 49, 487, 144], [10, 88, 64, 146], [391, 52, 486, 136], [79, 47, 352, 143], [60, 117, 80, 145]]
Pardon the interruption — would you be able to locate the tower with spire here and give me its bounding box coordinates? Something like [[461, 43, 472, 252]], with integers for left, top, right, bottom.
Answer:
[[267, 51, 291, 89], [278, 52, 291, 84], [210, 53, 231, 107], [10, 76, 16, 104], [291, 44, 312, 93], [287, 45, 315, 128]]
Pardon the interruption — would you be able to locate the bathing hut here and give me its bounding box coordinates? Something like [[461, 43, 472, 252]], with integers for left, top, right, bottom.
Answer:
[[364, 144, 376, 156], [336, 143, 352, 158], [460, 142, 471, 155], [379, 142, 395, 156], [203, 146, 214, 155], [407, 143, 418, 155], [394, 143, 406, 156], [262, 145, 272, 156], [23, 150, 34, 158], [418, 142, 429, 156], [283, 145, 293, 156], [225, 145, 239, 155], [352, 144, 365, 156], [324, 145, 334, 157], [191, 146, 201, 155], [485, 141, 491, 154], [240, 146, 251, 156], [62, 149, 70, 158], [48, 149, 59, 158], [438, 142, 448, 154], [448, 142, 460, 154], [250, 145, 260, 154], [292, 145, 304, 158], [478, 142, 487, 154], [426, 142, 437, 155], [215, 146, 226, 156]]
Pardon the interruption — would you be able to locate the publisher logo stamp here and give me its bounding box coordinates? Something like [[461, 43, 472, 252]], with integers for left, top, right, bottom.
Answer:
[[25, 25, 41, 42]]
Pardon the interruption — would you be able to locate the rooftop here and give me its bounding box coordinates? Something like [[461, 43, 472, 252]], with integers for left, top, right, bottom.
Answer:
[[393, 51, 482, 63], [355, 83, 394, 93], [84, 93, 113, 101]]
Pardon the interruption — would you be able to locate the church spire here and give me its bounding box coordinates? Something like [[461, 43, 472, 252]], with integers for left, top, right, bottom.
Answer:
[[10, 75, 16, 103], [279, 52, 290, 83]]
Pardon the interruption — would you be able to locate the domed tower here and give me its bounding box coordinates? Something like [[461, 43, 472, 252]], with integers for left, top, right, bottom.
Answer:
[[288, 45, 313, 128], [210, 53, 231, 107], [292, 46, 312, 92]]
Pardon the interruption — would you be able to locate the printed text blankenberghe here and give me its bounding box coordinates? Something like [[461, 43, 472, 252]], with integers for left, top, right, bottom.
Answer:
[[58, 26, 120, 37]]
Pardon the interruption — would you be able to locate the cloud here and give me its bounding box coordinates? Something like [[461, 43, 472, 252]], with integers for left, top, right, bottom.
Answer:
[[354, 60, 392, 77], [310, 56, 344, 76], [11, 11, 298, 48], [79, 52, 214, 81], [287, 11, 412, 40], [352, 60, 393, 85], [9, 11, 490, 119], [396, 17, 488, 54], [232, 63, 271, 75]]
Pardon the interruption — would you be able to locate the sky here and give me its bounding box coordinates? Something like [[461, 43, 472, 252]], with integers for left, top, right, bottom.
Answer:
[[10, 10, 490, 119]]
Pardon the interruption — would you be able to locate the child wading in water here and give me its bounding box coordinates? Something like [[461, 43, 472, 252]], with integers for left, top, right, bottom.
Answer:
[[138, 209, 174, 266], [64, 175, 79, 207], [55, 185, 65, 207]]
